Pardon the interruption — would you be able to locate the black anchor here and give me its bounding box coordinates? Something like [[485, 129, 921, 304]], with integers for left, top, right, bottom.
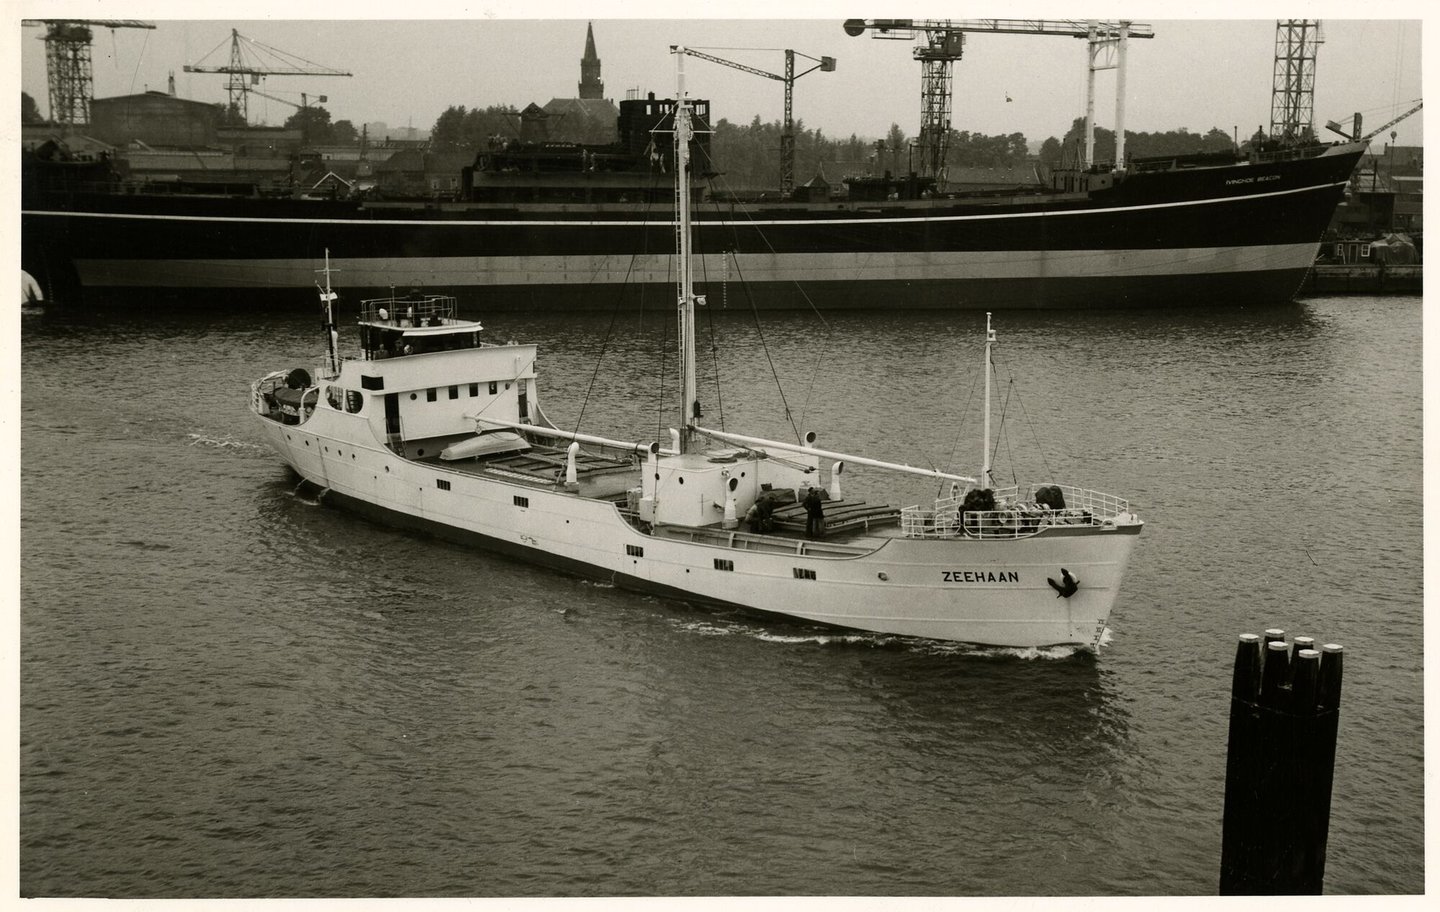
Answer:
[[1047, 568, 1079, 598]]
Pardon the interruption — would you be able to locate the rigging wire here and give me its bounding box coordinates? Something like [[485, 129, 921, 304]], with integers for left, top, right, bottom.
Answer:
[[126, 28, 151, 95], [989, 375, 1015, 485], [999, 379, 1019, 487], [569, 249, 644, 441], [1009, 381, 1059, 485], [569, 172, 662, 442], [690, 141, 818, 445], [1392, 25, 1404, 113], [713, 235, 803, 443], [989, 352, 1059, 486], [943, 334, 985, 488], [692, 223, 726, 433]]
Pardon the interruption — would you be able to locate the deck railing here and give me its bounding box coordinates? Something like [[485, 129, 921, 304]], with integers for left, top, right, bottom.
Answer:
[[900, 484, 1131, 540], [359, 294, 457, 326]]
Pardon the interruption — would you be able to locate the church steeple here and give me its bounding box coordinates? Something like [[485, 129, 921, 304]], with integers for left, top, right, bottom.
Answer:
[[579, 21, 604, 100]]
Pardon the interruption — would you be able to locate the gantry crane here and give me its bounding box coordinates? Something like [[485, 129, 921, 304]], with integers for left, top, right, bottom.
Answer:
[[22, 19, 157, 125], [184, 28, 351, 124], [1271, 20, 1324, 142], [671, 46, 835, 196], [843, 19, 1154, 185]]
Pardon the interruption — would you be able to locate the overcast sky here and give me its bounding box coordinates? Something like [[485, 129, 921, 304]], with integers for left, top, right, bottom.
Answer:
[[12, 4, 1427, 148]]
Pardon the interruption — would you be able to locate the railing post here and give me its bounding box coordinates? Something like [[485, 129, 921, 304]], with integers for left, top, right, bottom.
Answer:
[[1220, 631, 1345, 894]]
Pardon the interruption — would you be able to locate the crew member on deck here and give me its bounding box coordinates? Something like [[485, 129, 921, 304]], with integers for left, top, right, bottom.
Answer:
[[746, 498, 774, 534], [804, 487, 825, 538]]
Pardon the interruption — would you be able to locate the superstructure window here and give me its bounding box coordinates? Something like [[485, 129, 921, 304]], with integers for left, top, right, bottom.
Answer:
[[427, 388, 437, 402], [436, 479, 451, 491], [627, 545, 644, 558], [449, 386, 459, 400], [793, 568, 817, 580], [469, 383, 479, 397], [714, 559, 734, 571], [513, 495, 529, 508]]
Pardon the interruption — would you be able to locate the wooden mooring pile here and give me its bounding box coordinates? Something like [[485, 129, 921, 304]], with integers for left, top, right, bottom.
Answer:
[[1220, 629, 1345, 894]]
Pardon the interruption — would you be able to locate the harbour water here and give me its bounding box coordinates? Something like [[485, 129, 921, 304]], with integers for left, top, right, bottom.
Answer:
[[19, 294, 1422, 896]]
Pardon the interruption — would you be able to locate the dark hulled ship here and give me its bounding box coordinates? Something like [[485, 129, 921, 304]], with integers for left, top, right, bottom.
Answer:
[[21, 21, 1366, 310], [20, 112, 1367, 310]]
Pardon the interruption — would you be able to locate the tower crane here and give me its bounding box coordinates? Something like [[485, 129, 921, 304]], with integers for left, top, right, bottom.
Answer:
[[22, 19, 157, 125], [671, 46, 835, 197], [184, 28, 351, 125], [843, 19, 1154, 186]]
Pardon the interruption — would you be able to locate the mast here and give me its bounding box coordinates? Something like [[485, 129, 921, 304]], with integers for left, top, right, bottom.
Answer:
[[317, 249, 339, 375], [673, 49, 700, 454], [981, 312, 994, 488]]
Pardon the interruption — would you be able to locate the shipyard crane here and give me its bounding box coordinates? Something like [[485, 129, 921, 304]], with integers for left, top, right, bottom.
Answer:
[[672, 46, 835, 197], [22, 19, 157, 125], [1324, 100, 1423, 143], [843, 19, 1154, 185], [1271, 20, 1323, 142], [184, 28, 351, 124], [249, 88, 332, 143]]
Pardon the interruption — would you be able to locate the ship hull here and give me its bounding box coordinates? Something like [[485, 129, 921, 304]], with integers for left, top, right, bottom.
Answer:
[[25, 143, 1364, 309], [253, 411, 1139, 647]]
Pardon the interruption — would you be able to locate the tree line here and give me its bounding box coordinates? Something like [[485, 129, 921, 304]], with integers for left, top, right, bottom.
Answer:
[[21, 88, 1242, 186], [704, 116, 1239, 189], [413, 101, 1241, 189]]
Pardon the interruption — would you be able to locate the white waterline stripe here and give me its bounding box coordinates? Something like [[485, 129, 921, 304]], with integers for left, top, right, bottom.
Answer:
[[75, 243, 1321, 288], [24, 180, 1349, 229]]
